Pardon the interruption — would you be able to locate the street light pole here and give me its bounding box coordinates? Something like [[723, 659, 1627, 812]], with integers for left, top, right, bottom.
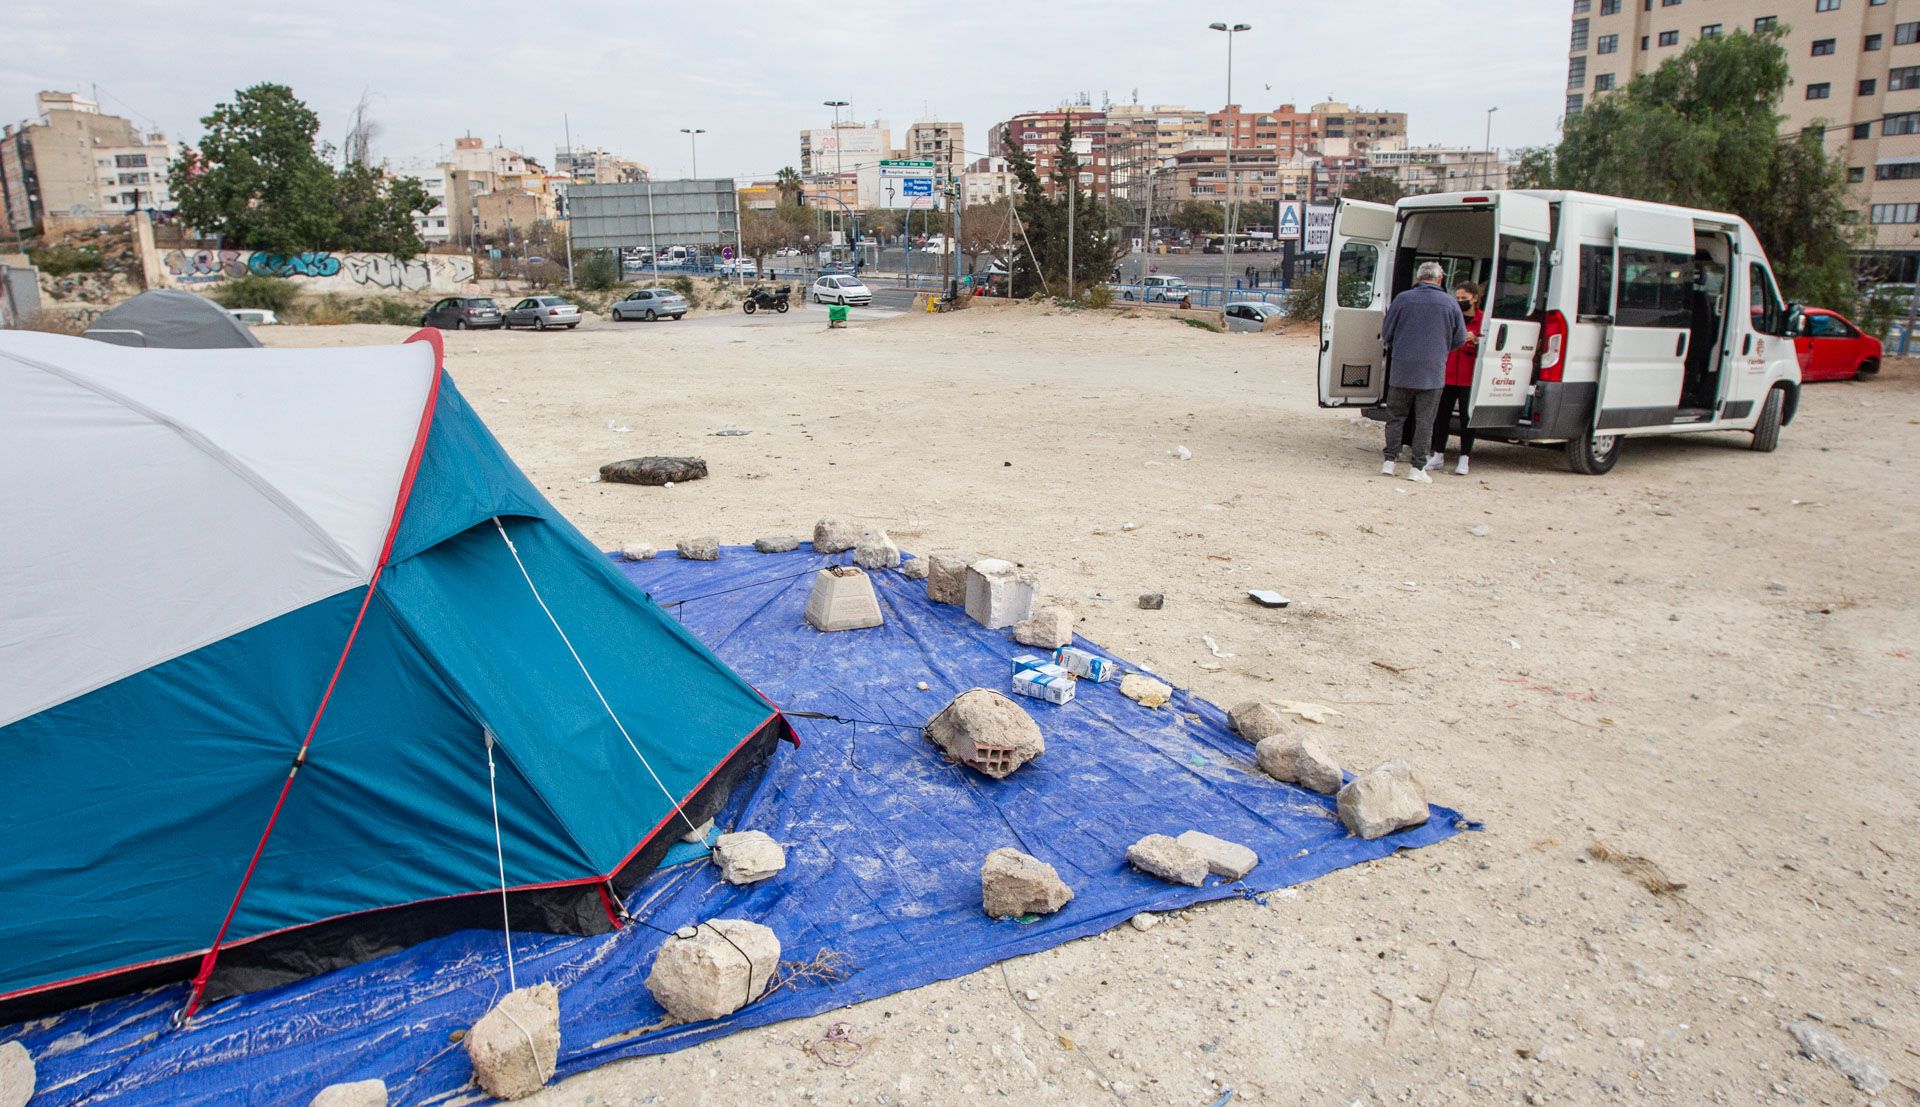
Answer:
[[1211, 20, 1252, 308], [823, 100, 849, 258], [680, 127, 705, 178], [1483, 106, 1499, 189]]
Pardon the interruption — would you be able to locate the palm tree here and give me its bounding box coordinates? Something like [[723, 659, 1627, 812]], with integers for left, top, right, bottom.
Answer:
[[775, 166, 803, 206]]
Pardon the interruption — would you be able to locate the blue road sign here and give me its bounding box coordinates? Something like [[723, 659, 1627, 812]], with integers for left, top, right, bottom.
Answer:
[[903, 178, 933, 197]]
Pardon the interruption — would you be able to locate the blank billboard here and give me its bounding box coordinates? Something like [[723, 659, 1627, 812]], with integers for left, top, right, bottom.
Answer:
[[567, 178, 739, 250]]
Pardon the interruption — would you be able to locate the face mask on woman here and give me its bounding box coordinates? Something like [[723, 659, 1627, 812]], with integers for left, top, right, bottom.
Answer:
[[1457, 298, 1475, 314]]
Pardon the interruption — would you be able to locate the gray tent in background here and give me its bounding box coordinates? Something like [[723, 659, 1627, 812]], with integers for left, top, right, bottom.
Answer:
[[84, 290, 262, 350]]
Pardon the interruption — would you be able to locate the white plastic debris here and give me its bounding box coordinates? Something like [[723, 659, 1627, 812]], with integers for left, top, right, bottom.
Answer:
[[1172, 445, 1192, 461]]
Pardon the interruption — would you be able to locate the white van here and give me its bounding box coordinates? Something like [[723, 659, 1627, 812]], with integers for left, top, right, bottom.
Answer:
[[1318, 189, 1803, 474]]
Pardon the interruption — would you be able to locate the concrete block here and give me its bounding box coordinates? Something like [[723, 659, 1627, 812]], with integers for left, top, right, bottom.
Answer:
[[1256, 734, 1343, 794], [1126, 834, 1208, 886], [853, 529, 900, 569], [1012, 605, 1074, 649], [804, 567, 884, 631], [901, 556, 929, 580], [646, 919, 780, 1022], [925, 688, 1045, 778], [1175, 830, 1259, 880], [925, 551, 976, 605], [466, 984, 560, 1101], [964, 559, 1036, 629]]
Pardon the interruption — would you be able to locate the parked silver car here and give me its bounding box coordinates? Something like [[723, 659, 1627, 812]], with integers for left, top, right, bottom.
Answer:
[[1222, 301, 1283, 333], [611, 288, 689, 322], [502, 296, 581, 330], [420, 296, 503, 330]]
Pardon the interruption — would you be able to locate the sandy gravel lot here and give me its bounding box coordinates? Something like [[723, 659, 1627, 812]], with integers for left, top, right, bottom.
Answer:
[[265, 305, 1920, 1106]]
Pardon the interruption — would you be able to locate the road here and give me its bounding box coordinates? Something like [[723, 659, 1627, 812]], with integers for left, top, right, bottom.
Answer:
[[576, 290, 913, 332]]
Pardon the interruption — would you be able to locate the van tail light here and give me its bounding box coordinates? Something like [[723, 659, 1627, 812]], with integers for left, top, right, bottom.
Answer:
[[1535, 310, 1569, 382]]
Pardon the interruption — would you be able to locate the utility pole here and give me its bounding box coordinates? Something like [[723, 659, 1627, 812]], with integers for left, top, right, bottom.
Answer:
[[1211, 20, 1253, 309], [950, 170, 963, 302], [824, 100, 849, 257], [1067, 180, 1076, 300], [646, 174, 660, 287]]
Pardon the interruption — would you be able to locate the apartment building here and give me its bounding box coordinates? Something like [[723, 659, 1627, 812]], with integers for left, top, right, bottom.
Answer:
[[406, 167, 450, 244], [0, 92, 174, 233], [1367, 143, 1512, 193], [905, 121, 965, 179], [1566, 0, 1920, 259], [987, 108, 1111, 200], [1206, 103, 1321, 157], [962, 156, 1014, 207], [439, 137, 560, 245], [1310, 101, 1409, 156], [554, 146, 648, 185]]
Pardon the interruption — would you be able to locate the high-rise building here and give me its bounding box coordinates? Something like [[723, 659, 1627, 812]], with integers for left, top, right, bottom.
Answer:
[[799, 121, 892, 207], [0, 92, 175, 233], [1308, 102, 1408, 157], [1566, 0, 1920, 264], [987, 108, 1111, 200], [554, 146, 648, 185], [906, 121, 965, 179]]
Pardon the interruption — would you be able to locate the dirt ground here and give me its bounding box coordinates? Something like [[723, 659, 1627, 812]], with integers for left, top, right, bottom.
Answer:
[[266, 306, 1920, 1106]]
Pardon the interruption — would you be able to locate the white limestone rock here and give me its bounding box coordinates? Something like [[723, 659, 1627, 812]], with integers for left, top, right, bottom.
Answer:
[[753, 535, 802, 553], [1126, 834, 1209, 887], [925, 551, 976, 605], [1012, 605, 1074, 649], [619, 543, 656, 562], [1228, 700, 1288, 742], [964, 559, 1037, 629], [1119, 673, 1172, 708], [676, 537, 720, 561], [924, 688, 1045, 779], [646, 919, 780, 1023], [853, 529, 901, 569], [0, 1042, 34, 1107], [712, 830, 786, 885], [1175, 830, 1259, 881], [900, 556, 930, 580], [1336, 760, 1431, 840], [310, 1079, 388, 1107], [1256, 734, 1343, 794], [980, 847, 1074, 917], [466, 983, 560, 1101]]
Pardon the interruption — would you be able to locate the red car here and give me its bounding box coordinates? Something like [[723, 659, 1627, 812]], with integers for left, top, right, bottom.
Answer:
[[1795, 307, 1882, 382]]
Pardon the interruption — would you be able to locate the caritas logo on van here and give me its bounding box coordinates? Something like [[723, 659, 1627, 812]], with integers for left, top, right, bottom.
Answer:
[[1485, 353, 1519, 400]]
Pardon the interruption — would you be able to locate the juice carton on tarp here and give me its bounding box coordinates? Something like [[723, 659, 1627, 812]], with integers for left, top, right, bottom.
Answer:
[[1011, 653, 1049, 676], [1012, 663, 1076, 705], [1053, 646, 1117, 682]]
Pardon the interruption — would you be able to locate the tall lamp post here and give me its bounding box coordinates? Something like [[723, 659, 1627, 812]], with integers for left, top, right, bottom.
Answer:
[[1210, 20, 1252, 307], [823, 100, 850, 257], [1483, 106, 1499, 189], [680, 127, 705, 178]]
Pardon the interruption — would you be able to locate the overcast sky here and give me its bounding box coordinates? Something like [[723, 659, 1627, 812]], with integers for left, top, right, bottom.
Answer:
[[8, 1, 1569, 180]]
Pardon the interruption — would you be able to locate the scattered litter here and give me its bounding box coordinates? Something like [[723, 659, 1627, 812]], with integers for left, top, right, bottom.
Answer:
[[1202, 635, 1232, 659], [916, 681, 929, 691], [1247, 590, 1289, 608], [1467, 524, 1490, 537], [606, 420, 632, 434], [1172, 445, 1192, 461], [804, 1022, 865, 1068], [1400, 581, 1419, 591], [1506, 638, 1521, 650], [1012, 662, 1076, 705], [494, 397, 510, 404], [1587, 840, 1687, 896], [1121, 521, 1139, 532], [1138, 592, 1165, 610], [711, 427, 752, 437], [1370, 660, 1415, 674], [578, 474, 601, 484]]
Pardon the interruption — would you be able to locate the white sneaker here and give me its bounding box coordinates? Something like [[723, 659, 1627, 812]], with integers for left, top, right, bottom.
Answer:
[[1454, 455, 1470, 476], [1407, 467, 1432, 484], [1379, 460, 1397, 476], [1423, 453, 1444, 472]]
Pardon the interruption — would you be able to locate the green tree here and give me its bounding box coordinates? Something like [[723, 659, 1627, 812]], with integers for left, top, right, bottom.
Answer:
[[1511, 26, 1858, 309], [1342, 174, 1405, 204], [1168, 199, 1224, 236], [334, 162, 433, 258], [1001, 116, 1122, 297], [170, 84, 340, 253]]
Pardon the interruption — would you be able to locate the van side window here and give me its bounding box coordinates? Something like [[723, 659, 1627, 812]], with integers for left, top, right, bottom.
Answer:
[[1490, 238, 1546, 319], [1336, 242, 1378, 308], [1615, 250, 1692, 328], [1577, 246, 1613, 319], [1748, 262, 1787, 335]]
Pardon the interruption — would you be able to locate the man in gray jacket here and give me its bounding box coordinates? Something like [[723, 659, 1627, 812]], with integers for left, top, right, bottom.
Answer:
[[1378, 261, 1468, 483]]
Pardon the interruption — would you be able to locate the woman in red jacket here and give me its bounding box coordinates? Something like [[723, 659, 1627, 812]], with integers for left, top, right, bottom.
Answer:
[[1431, 281, 1482, 476]]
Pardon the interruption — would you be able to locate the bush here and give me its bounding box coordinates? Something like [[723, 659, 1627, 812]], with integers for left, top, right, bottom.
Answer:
[[574, 251, 619, 291], [667, 275, 695, 298], [1086, 283, 1115, 310], [287, 293, 422, 326], [28, 244, 105, 277], [211, 275, 301, 314], [1285, 268, 1326, 323], [1858, 286, 1904, 342]]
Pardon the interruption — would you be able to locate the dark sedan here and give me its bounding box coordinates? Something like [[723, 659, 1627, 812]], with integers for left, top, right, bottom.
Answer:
[[420, 296, 504, 330]]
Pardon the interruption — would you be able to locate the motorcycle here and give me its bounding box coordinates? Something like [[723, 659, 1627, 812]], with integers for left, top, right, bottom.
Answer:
[[741, 286, 791, 315]]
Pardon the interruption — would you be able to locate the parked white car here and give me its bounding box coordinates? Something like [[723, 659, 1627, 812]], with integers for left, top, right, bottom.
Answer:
[[1222, 301, 1282, 333], [227, 308, 279, 326], [811, 275, 873, 306], [716, 257, 759, 277]]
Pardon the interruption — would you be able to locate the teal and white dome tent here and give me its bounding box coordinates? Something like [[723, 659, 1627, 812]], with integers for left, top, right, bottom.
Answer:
[[0, 327, 789, 1020]]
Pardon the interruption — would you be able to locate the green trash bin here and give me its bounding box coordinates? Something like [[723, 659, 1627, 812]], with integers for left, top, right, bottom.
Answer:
[[828, 304, 849, 327]]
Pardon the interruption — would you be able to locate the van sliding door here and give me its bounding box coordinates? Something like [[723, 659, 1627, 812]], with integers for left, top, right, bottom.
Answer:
[[1317, 199, 1394, 407], [1594, 208, 1693, 431], [1467, 193, 1551, 429]]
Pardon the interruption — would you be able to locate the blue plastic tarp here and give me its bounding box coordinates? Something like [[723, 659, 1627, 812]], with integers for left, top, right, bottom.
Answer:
[[5, 547, 1466, 1105]]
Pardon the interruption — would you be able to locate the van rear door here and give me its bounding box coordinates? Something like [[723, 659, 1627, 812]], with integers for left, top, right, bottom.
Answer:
[[1594, 208, 1693, 431], [1467, 193, 1552, 429], [1317, 199, 1394, 407]]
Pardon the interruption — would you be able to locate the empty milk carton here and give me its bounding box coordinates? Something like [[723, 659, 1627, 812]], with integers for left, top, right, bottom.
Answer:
[[1012, 662, 1077, 705], [1053, 646, 1117, 683], [1010, 653, 1049, 676]]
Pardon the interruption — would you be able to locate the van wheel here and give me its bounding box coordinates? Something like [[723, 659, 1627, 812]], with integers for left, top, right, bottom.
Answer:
[[1751, 386, 1784, 452], [1566, 429, 1622, 475]]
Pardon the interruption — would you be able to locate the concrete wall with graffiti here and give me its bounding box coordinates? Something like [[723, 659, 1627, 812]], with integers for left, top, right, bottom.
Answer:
[[158, 249, 476, 294]]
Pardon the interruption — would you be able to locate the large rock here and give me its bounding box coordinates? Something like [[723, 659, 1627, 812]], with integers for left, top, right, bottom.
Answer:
[[1175, 830, 1259, 880], [1012, 605, 1074, 649], [1126, 834, 1208, 886], [0, 1042, 33, 1107], [853, 530, 901, 569], [676, 537, 720, 561], [925, 551, 976, 605], [1256, 734, 1343, 794], [646, 919, 780, 1023], [804, 566, 884, 631], [924, 688, 1045, 778], [1228, 700, 1288, 742], [1119, 673, 1172, 708], [964, 559, 1037, 629], [980, 847, 1075, 917], [600, 456, 708, 486], [466, 983, 561, 1101], [311, 1079, 388, 1107], [712, 830, 786, 885], [900, 556, 929, 580], [618, 543, 656, 562], [1335, 760, 1431, 840], [811, 517, 861, 553], [753, 535, 801, 553]]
